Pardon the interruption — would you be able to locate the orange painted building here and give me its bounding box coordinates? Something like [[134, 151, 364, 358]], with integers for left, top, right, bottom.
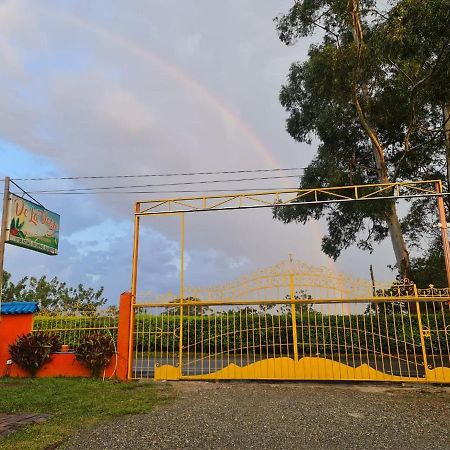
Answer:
[[0, 294, 131, 380]]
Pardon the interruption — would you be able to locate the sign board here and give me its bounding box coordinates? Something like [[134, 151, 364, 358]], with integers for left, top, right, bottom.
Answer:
[[5, 194, 60, 255]]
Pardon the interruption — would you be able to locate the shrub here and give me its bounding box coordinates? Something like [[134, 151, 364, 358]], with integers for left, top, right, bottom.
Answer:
[[9, 332, 62, 377], [75, 332, 115, 377], [132, 312, 450, 354]]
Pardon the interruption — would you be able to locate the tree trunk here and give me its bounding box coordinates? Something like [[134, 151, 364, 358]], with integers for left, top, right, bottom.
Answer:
[[371, 140, 411, 278], [349, 0, 411, 279]]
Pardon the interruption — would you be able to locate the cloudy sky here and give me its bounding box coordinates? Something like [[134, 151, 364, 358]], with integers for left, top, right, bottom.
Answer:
[[0, 0, 396, 303]]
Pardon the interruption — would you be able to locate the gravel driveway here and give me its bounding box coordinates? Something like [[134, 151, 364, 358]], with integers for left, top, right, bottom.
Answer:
[[65, 382, 450, 450]]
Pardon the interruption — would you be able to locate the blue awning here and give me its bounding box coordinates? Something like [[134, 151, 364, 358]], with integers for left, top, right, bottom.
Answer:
[[0, 301, 39, 315]]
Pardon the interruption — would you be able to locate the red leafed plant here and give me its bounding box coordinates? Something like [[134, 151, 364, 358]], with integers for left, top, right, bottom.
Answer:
[[75, 332, 115, 377], [9, 217, 26, 238], [9, 332, 61, 377]]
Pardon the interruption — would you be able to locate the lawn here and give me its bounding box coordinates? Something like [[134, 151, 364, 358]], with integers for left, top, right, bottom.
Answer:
[[0, 377, 172, 450]]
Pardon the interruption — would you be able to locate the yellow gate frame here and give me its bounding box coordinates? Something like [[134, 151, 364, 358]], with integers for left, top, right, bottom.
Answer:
[[127, 180, 450, 380]]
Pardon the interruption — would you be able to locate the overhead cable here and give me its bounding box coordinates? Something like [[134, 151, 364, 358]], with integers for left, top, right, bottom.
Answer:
[[23, 174, 303, 193], [16, 186, 300, 195], [10, 167, 305, 182]]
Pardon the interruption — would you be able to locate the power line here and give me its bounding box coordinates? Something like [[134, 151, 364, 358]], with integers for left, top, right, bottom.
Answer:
[[23, 174, 303, 193], [9, 167, 305, 182], [9, 179, 44, 207], [15, 186, 300, 196]]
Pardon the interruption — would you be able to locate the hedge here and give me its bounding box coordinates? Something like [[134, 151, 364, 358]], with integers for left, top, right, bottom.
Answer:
[[32, 312, 450, 355], [33, 315, 118, 348], [134, 312, 450, 355]]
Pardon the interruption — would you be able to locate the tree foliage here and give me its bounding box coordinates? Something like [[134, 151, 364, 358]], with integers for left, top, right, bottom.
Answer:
[[259, 289, 314, 314], [2, 271, 107, 313], [410, 237, 447, 288], [165, 297, 212, 316], [274, 0, 450, 280], [284, 289, 315, 314]]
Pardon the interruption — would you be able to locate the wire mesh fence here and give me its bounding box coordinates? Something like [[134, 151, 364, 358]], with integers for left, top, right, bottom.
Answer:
[[32, 309, 119, 348]]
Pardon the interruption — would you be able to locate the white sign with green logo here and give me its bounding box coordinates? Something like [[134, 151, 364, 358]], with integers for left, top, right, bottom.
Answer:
[[6, 194, 60, 255]]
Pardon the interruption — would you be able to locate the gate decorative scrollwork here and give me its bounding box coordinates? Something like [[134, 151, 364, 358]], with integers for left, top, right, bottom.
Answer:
[[131, 260, 450, 383]]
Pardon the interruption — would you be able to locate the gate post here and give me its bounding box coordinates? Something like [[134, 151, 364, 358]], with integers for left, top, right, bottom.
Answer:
[[116, 291, 133, 380], [289, 273, 299, 363], [178, 213, 185, 374], [413, 285, 431, 381]]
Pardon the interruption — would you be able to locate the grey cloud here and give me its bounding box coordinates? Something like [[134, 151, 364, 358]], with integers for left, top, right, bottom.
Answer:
[[1, 0, 395, 301]]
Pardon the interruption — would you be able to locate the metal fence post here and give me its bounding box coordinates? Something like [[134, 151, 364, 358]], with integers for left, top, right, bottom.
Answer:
[[290, 273, 299, 363], [413, 284, 430, 381], [178, 213, 185, 376]]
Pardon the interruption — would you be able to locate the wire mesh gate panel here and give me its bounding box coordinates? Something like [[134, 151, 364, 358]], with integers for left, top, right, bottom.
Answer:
[[132, 260, 450, 383]]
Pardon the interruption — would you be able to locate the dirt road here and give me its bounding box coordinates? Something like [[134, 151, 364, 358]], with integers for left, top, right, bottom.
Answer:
[[65, 381, 450, 450]]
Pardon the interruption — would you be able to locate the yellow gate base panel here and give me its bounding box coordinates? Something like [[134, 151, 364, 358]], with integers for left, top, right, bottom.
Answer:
[[154, 365, 181, 380], [428, 367, 450, 383], [155, 357, 450, 383]]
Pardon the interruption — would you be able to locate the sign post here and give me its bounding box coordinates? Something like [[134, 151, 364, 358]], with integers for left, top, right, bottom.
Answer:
[[0, 177, 10, 306]]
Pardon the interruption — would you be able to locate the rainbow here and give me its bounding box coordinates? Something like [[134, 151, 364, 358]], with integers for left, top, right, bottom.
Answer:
[[42, 7, 340, 278]]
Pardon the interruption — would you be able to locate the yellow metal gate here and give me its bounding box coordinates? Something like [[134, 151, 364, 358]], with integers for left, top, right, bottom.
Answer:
[[132, 260, 450, 383]]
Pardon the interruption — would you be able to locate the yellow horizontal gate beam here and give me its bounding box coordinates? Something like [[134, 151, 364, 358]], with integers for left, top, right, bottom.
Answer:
[[133, 296, 450, 308], [136, 180, 445, 216]]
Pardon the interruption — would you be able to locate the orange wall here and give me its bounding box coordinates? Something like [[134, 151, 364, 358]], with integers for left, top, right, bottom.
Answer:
[[0, 314, 34, 377], [5, 352, 117, 378], [0, 292, 132, 379]]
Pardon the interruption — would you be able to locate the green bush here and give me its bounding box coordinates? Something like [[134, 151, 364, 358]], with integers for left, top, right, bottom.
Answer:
[[9, 332, 61, 376], [75, 332, 116, 377], [33, 310, 450, 357], [133, 311, 450, 355]]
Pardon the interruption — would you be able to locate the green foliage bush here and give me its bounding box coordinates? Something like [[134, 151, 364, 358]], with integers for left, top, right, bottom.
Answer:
[[75, 332, 116, 377], [9, 332, 61, 376], [33, 311, 450, 357], [133, 311, 450, 355]]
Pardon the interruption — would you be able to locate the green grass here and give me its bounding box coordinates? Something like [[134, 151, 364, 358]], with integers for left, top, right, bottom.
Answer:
[[0, 377, 172, 450]]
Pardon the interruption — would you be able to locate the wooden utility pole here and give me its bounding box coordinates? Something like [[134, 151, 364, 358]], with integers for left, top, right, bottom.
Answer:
[[435, 181, 450, 291], [369, 264, 376, 296], [0, 176, 10, 306]]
